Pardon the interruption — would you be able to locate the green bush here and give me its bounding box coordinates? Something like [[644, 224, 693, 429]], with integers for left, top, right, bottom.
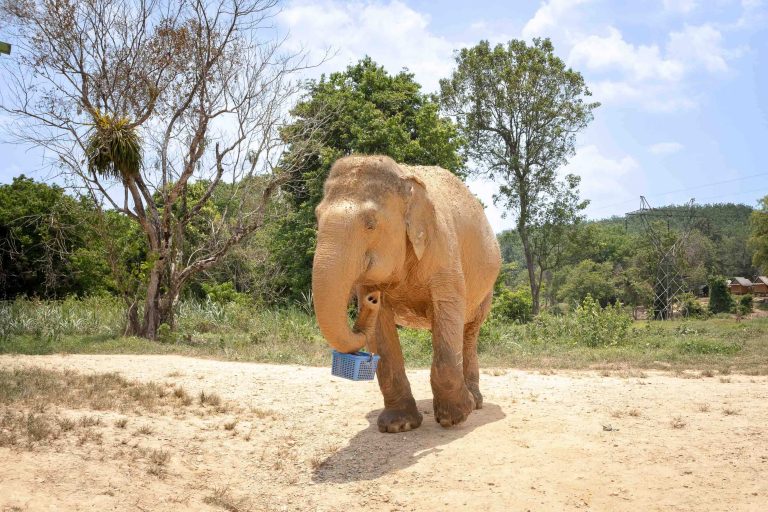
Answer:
[[708, 277, 733, 314], [572, 295, 632, 347], [201, 282, 252, 306], [492, 287, 533, 323], [738, 294, 753, 316], [679, 292, 706, 318]]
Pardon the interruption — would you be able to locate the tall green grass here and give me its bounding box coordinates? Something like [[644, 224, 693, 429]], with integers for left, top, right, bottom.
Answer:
[[1, 298, 767, 373]]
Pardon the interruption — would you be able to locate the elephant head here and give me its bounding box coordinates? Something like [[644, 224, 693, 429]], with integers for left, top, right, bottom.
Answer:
[[311, 155, 433, 353]]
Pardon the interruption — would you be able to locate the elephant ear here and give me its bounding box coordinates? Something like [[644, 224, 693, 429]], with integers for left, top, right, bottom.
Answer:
[[403, 175, 433, 260]]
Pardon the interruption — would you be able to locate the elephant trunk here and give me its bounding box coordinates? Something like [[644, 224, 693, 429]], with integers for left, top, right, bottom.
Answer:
[[312, 228, 368, 353]]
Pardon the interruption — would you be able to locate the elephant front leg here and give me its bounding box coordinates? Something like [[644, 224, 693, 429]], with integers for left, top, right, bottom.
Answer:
[[430, 293, 476, 427], [366, 299, 422, 433]]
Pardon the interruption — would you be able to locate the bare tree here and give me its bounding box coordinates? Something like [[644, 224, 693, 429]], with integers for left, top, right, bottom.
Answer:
[[0, 0, 325, 337]]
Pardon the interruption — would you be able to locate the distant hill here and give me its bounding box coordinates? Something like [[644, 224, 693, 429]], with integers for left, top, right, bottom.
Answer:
[[596, 203, 753, 239]]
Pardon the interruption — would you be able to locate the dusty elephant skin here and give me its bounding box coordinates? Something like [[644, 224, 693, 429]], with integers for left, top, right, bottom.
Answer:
[[312, 155, 501, 432]]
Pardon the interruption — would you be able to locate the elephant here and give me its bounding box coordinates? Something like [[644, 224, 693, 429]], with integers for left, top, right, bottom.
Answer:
[[312, 155, 501, 433]]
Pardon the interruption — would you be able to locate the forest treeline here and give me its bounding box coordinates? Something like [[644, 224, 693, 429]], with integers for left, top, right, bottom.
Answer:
[[1, 167, 763, 318], [1, 0, 767, 338]]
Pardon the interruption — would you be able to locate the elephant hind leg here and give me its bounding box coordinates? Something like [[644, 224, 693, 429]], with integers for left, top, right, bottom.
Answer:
[[463, 292, 492, 410]]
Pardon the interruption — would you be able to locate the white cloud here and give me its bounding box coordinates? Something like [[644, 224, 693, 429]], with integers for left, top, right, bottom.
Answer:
[[522, 0, 592, 39], [278, 0, 455, 93], [566, 21, 736, 110], [649, 141, 684, 155], [663, 0, 697, 14], [563, 145, 644, 218], [569, 27, 684, 82], [667, 24, 733, 73]]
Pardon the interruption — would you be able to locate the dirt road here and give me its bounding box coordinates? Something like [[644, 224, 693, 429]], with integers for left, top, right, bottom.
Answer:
[[1, 354, 766, 511]]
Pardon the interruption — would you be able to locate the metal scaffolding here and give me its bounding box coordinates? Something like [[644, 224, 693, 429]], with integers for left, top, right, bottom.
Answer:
[[626, 196, 698, 320]]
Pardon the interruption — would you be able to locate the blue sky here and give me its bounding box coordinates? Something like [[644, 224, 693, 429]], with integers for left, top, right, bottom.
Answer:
[[2, 0, 767, 233]]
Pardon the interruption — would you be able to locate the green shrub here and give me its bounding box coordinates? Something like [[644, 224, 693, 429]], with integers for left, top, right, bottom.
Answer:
[[738, 294, 753, 316], [201, 281, 251, 306], [708, 277, 733, 314], [679, 292, 706, 318], [492, 287, 533, 323], [572, 295, 632, 347]]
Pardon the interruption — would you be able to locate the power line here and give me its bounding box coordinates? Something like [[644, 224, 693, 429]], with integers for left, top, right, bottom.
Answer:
[[589, 172, 768, 213]]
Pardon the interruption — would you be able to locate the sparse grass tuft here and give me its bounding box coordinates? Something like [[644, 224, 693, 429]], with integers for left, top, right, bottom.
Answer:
[[204, 486, 249, 512], [78, 415, 101, 428], [722, 407, 739, 416], [719, 377, 732, 383], [146, 448, 171, 477], [76, 428, 102, 445], [670, 416, 687, 429], [697, 403, 711, 412], [223, 419, 238, 431], [135, 424, 153, 436], [627, 408, 641, 417], [57, 417, 76, 432], [115, 418, 128, 429], [199, 390, 222, 407], [701, 369, 714, 378]]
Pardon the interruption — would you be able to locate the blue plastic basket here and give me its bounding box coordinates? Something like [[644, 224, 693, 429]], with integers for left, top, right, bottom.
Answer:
[[331, 350, 380, 381]]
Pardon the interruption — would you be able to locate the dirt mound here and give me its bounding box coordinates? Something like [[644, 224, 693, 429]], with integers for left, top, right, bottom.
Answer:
[[1, 354, 766, 511]]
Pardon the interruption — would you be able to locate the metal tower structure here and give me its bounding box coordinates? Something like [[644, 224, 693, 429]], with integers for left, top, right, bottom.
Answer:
[[626, 196, 698, 320]]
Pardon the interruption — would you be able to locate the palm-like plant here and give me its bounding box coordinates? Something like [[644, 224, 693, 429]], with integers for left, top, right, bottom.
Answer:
[[86, 111, 142, 181]]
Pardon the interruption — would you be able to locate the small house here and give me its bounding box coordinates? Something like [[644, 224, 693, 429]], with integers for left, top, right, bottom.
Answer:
[[729, 277, 753, 295], [753, 276, 768, 296]]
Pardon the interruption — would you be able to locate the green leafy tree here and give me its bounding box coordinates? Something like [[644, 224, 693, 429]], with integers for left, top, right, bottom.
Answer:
[[708, 277, 734, 314], [750, 195, 768, 272], [558, 260, 617, 307], [440, 38, 599, 315], [2, 0, 313, 338], [270, 57, 465, 301], [0, 176, 112, 297]]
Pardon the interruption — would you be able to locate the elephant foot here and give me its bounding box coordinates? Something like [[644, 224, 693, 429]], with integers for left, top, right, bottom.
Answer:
[[433, 387, 476, 428], [466, 383, 483, 410], [377, 407, 423, 433]]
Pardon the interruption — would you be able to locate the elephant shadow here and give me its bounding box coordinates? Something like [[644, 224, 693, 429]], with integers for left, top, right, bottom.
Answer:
[[311, 399, 506, 483]]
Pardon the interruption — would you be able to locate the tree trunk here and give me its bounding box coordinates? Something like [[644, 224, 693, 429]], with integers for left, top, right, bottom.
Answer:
[[519, 227, 541, 315], [141, 261, 164, 339]]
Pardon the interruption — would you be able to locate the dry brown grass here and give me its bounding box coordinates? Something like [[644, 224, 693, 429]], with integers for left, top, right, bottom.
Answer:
[[697, 403, 711, 412], [223, 419, 238, 431], [722, 407, 740, 416], [135, 424, 154, 436], [199, 390, 223, 408], [0, 368, 196, 413], [719, 377, 732, 383], [627, 408, 641, 417], [145, 448, 171, 477], [670, 416, 687, 429], [204, 486, 250, 512]]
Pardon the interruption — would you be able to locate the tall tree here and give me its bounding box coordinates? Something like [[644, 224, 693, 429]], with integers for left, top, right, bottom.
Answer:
[[269, 57, 465, 300], [0, 176, 113, 298], [1, 0, 319, 337], [440, 38, 599, 314], [750, 195, 768, 273]]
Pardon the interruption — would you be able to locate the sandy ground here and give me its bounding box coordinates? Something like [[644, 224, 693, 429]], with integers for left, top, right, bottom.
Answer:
[[1, 355, 767, 512]]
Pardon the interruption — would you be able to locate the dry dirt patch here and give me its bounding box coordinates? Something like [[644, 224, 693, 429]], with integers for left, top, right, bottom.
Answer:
[[0, 354, 766, 511]]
